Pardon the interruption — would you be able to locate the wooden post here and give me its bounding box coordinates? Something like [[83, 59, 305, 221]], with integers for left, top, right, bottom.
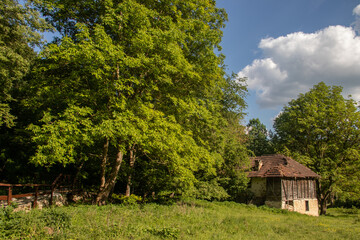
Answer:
[[7, 186, 12, 205], [33, 186, 39, 208]]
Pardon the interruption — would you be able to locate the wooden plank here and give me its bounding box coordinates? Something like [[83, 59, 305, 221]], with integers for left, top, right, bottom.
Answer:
[[0, 183, 49, 187], [281, 179, 287, 200], [297, 180, 300, 199], [301, 180, 304, 198], [10, 193, 34, 198], [1, 183, 11, 187], [0, 191, 53, 201], [296, 179, 299, 199], [0, 195, 7, 200], [311, 180, 316, 198]]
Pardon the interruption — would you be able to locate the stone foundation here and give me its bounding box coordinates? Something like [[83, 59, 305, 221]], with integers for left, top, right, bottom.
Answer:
[[264, 199, 319, 216], [285, 199, 319, 216]]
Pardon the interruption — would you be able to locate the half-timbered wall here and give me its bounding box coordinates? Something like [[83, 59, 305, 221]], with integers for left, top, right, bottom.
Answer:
[[281, 178, 317, 201]]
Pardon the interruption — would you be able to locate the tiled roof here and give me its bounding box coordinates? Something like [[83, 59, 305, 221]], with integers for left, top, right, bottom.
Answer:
[[248, 154, 320, 178]]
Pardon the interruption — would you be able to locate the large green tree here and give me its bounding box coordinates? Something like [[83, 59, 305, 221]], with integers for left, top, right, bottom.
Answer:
[[26, 0, 248, 203], [0, 0, 53, 183], [273, 82, 360, 214], [246, 118, 273, 156], [0, 0, 49, 127]]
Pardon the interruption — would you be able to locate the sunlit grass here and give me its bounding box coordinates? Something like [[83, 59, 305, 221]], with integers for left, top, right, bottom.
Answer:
[[1, 200, 360, 239]]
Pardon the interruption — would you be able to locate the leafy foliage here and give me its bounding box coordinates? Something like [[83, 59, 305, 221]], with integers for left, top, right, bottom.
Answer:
[[111, 193, 143, 205], [246, 118, 274, 156], [273, 82, 360, 214], [0, 205, 71, 239], [185, 180, 230, 201], [21, 0, 249, 202], [0, 0, 50, 127]]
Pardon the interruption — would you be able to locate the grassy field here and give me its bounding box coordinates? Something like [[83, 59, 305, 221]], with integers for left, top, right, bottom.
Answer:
[[1, 200, 360, 239]]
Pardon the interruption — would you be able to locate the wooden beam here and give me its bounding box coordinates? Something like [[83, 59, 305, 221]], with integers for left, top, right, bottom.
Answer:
[[33, 186, 39, 208], [7, 186, 12, 205]]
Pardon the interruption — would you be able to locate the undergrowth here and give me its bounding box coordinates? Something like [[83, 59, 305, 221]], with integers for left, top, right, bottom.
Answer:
[[0, 200, 359, 239]]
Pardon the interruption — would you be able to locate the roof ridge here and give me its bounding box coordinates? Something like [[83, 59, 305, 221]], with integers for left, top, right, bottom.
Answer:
[[248, 155, 320, 178]]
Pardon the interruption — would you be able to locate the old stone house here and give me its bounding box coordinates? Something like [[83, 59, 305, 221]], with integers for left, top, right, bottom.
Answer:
[[248, 154, 320, 216]]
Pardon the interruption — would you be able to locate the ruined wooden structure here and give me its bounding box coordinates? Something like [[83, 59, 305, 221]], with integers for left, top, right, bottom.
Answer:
[[248, 154, 320, 216], [0, 174, 69, 208]]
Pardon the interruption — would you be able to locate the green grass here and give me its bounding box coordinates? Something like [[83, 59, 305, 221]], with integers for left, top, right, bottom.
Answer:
[[1, 200, 360, 239]]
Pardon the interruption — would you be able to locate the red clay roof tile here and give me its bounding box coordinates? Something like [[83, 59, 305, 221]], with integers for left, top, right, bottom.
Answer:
[[248, 154, 320, 178]]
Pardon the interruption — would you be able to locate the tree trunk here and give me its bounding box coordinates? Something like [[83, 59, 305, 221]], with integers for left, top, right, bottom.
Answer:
[[316, 178, 334, 215], [320, 200, 327, 215], [125, 144, 136, 197], [96, 149, 123, 206], [99, 138, 109, 191], [72, 161, 84, 190]]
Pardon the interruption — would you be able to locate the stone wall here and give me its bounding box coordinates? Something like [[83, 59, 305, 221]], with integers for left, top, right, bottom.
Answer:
[[250, 178, 266, 197], [250, 177, 266, 205], [282, 198, 319, 216]]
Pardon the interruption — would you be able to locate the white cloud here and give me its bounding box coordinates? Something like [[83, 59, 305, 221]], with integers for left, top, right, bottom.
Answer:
[[238, 25, 360, 109], [353, 4, 360, 33], [353, 4, 360, 16]]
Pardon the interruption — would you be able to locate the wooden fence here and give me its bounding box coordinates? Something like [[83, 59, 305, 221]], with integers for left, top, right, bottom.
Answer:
[[0, 174, 69, 208]]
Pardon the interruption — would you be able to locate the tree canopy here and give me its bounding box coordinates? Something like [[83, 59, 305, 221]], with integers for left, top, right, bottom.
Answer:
[[273, 82, 360, 214], [0, 0, 50, 127], [246, 118, 273, 156], [13, 0, 250, 203]]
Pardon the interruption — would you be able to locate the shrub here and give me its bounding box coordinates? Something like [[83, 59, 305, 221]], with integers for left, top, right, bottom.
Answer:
[[185, 180, 230, 201], [0, 205, 71, 239], [41, 207, 71, 230], [111, 193, 142, 205], [0, 204, 24, 238]]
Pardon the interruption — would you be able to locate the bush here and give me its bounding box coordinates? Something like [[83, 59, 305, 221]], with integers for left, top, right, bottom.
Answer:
[[111, 193, 142, 205], [41, 207, 72, 230], [0, 205, 71, 239], [185, 180, 230, 201]]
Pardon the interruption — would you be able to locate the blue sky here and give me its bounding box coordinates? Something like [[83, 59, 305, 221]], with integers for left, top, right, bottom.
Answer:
[[216, 0, 360, 130]]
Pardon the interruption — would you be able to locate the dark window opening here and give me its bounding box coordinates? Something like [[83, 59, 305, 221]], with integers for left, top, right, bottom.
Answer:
[[305, 200, 309, 211]]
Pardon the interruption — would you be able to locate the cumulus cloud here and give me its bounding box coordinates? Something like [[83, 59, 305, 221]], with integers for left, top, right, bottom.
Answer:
[[353, 4, 360, 15], [353, 4, 360, 33], [239, 9, 360, 109]]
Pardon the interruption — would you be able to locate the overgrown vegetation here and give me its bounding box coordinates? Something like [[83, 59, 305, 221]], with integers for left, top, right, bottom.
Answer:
[[0, 0, 249, 204], [1, 0, 360, 213], [1, 200, 360, 239], [273, 82, 360, 214]]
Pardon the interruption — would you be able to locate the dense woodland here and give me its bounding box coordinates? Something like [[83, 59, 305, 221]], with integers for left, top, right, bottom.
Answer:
[[1, 0, 360, 212]]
